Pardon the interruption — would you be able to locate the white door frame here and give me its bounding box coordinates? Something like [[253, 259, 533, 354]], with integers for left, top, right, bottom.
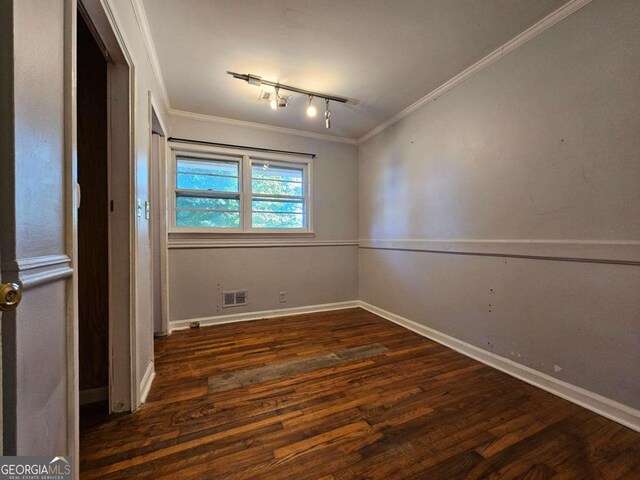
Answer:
[[63, 0, 79, 466], [77, 0, 138, 416], [148, 93, 170, 337]]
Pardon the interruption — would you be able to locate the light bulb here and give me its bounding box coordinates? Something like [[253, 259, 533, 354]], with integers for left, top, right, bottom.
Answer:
[[306, 96, 317, 117]]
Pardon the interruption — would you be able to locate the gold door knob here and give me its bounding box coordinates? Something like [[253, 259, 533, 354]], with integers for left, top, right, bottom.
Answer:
[[0, 283, 22, 312]]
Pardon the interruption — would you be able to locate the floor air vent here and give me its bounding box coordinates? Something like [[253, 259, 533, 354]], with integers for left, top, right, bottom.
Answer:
[[222, 290, 248, 308]]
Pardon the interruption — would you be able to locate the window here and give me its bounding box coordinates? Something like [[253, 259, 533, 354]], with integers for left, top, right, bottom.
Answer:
[[175, 156, 241, 228], [251, 161, 305, 229], [171, 148, 311, 233]]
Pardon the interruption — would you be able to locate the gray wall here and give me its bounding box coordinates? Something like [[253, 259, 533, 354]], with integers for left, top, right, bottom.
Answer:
[[167, 116, 359, 322], [359, 0, 640, 409]]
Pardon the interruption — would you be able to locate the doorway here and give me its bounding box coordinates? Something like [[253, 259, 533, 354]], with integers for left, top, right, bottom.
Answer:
[[77, 0, 136, 416], [149, 101, 169, 339], [77, 12, 109, 411]]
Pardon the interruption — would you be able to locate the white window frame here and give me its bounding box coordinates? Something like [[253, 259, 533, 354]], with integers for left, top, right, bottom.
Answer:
[[247, 158, 310, 234], [172, 149, 244, 234], [169, 143, 313, 235]]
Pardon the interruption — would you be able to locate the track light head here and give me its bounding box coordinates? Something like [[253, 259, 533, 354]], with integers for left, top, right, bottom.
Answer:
[[270, 88, 288, 109], [325, 99, 331, 129], [270, 88, 280, 110], [306, 96, 317, 117]]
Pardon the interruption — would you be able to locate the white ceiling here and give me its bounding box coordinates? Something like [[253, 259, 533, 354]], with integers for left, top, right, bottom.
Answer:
[[142, 0, 567, 140]]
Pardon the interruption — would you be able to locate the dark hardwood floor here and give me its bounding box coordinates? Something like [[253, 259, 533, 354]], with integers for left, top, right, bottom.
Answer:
[[80, 308, 640, 479]]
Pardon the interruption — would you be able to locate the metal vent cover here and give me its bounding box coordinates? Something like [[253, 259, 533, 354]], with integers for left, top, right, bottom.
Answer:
[[222, 290, 248, 308]]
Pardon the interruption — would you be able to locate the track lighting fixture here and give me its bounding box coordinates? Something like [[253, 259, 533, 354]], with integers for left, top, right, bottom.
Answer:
[[306, 96, 317, 117], [325, 99, 331, 129], [228, 71, 348, 127]]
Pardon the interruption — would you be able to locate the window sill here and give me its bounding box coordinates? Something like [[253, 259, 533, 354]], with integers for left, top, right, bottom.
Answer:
[[164, 231, 360, 250], [169, 230, 315, 239]]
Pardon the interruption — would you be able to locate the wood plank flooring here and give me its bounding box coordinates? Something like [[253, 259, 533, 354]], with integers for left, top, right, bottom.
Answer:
[[80, 308, 640, 479]]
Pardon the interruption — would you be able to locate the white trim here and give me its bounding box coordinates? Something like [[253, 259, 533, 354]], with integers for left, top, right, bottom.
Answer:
[[1, 254, 72, 273], [79, 387, 108, 406], [139, 360, 155, 404], [148, 92, 171, 342], [21, 267, 75, 289], [101, 0, 138, 414], [63, 0, 79, 475], [126, 0, 590, 146], [168, 239, 358, 249], [169, 301, 359, 331], [357, 0, 592, 143], [0, 254, 75, 289], [359, 239, 640, 265], [130, 0, 171, 113], [357, 301, 640, 433], [168, 108, 359, 145], [169, 144, 314, 235]]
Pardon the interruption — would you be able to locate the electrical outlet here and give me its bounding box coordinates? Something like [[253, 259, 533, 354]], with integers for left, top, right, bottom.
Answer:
[[279, 291, 286, 303]]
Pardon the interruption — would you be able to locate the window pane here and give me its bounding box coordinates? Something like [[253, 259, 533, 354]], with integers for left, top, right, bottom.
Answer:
[[177, 157, 238, 176], [177, 173, 239, 192], [252, 197, 304, 213], [252, 212, 304, 229], [176, 210, 240, 228], [251, 164, 303, 196], [177, 157, 239, 192], [177, 196, 240, 211]]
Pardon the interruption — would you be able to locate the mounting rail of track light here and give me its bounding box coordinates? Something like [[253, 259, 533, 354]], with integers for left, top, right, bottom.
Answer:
[[227, 71, 348, 129]]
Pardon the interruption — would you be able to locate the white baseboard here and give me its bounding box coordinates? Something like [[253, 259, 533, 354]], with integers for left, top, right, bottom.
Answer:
[[140, 361, 155, 404], [357, 301, 640, 433], [169, 301, 360, 331], [79, 387, 108, 406]]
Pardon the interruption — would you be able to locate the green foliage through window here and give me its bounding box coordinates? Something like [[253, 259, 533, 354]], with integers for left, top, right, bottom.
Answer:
[[174, 154, 308, 230], [175, 156, 240, 228], [251, 163, 305, 229]]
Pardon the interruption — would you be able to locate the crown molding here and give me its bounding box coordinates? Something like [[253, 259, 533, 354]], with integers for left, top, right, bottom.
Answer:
[[129, 0, 358, 144], [130, 0, 172, 113], [357, 0, 592, 144], [128, 0, 590, 147], [168, 108, 360, 145]]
